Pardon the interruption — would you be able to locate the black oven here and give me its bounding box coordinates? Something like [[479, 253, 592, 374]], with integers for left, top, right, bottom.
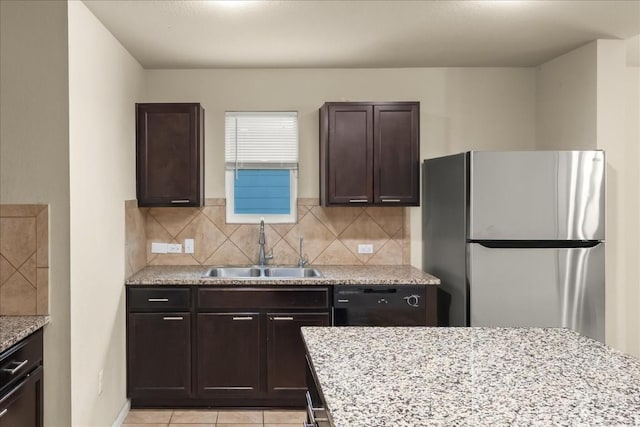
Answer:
[[332, 285, 428, 326]]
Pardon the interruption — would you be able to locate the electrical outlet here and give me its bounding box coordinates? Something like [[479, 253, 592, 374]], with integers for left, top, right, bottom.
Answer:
[[98, 370, 104, 395], [358, 244, 374, 254], [184, 239, 195, 254], [151, 242, 168, 254], [167, 243, 182, 253]]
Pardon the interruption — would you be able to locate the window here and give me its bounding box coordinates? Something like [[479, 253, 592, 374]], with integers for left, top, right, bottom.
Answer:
[[225, 111, 298, 223]]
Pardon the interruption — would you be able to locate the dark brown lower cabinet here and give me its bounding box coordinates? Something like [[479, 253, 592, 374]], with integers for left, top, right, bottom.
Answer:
[[0, 366, 42, 427], [127, 312, 191, 399], [267, 313, 330, 395], [196, 313, 261, 397]]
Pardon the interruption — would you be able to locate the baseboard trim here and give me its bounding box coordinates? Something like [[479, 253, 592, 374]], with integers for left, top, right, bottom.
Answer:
[[112, 399, 130, 427]]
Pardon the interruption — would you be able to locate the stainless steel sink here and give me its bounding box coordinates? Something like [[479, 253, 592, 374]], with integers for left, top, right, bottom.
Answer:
[[202, 266, 322, 279], [264, 267, 323, 278], [203, 267, 262, 278]]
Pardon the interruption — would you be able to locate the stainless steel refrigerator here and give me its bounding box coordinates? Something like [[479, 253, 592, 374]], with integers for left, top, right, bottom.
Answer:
[[423, 151, 605, 342]]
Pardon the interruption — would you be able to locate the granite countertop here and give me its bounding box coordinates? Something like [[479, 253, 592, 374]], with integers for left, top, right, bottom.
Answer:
[[0, 316, 50, 353], [125, 265, 440, 286], [301, 327, 640, 427]]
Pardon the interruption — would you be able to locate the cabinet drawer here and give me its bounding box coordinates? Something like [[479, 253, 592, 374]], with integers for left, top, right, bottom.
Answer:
[[198, 288, 329, 310], [0, 329, 42, 392], [128, 288, 191, 312]]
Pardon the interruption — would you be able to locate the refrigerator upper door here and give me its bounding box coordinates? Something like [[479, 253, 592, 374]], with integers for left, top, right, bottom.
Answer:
[[468, 151, 605, 240], [468, 242, 605, 342]]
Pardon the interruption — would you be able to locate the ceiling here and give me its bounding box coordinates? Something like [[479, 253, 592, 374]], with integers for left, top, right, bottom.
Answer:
[[83, 0, 640, 69]]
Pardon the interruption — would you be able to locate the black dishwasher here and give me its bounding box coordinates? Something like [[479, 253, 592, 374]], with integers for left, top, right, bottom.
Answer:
[[333, 285, 427, 326]]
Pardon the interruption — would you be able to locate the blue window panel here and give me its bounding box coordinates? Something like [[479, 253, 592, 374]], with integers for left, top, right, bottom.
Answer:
[[234, 169, 291, 215]]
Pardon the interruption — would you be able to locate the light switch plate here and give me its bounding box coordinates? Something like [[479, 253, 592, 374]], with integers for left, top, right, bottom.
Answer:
[[358, 244, 374, 254], [151, 242, 168, 254], [184, 239, 195, 254], [167, 243, 182, 253]]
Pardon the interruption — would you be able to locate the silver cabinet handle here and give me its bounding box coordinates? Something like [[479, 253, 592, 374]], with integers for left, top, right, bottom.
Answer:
[[337, 299, 349, 303], [272, 316, 294, 321], [2, 359, 28, 375], [349, 199, 368, 203], [381, 199, 401, 202], [148, 298, 169, 302], [171, 199, 190, 204], [162, 316, 183, 321], [0, 409, 7, 418], [232, 316, 253, 321]]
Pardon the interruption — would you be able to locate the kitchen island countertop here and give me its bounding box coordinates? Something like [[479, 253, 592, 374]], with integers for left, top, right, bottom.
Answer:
[[0, 316, 50, 353], [301, 327, 640, 427], [125, 265, 440, 286]]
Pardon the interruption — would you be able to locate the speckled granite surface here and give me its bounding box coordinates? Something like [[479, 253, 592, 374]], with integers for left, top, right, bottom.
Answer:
[[125, 265, 440, 286], [0, 316, 49, 353], [302, 327, 640, 427]]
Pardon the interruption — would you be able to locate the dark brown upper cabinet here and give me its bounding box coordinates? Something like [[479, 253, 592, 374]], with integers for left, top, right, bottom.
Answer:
[[136, 103, 204, 207], [320, 102, 419, 206]]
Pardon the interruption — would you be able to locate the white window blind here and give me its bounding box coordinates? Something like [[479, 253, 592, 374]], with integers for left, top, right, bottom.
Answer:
[[225, 111, 298, 168]]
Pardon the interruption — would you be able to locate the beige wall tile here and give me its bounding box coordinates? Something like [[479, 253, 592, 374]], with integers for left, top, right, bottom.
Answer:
[[0, 217, 36, 268], [145, 215, 174, 264], [201, 206, 239, 237], [298, 198, 319, 206], [204, 198, 225, 206], [0, 204, 46, 217], [0, 255, 16, 285], [125, 203, 147, 276], [148, 207, 199, 237], [283, 213, 334, 261], [339, 214, 389, 264], [203, 240, 252, 265], [228, 224, 281, 262], [149, 253, 199, 266], [365, 206, 403, 236], [310, 206, 363, 236], [18, 253, 36, 286], [36, 267, 49, 315], [0, 273, 36, 315], [314, 240, 362, 265], [272, 239, 299, 265], [176, 213, 227, 264], [367, 239, 403, 265], [36, 206, 48, 267]]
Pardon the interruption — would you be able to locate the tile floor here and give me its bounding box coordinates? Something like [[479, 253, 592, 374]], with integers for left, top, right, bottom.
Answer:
[[123, 409, 307, 427]]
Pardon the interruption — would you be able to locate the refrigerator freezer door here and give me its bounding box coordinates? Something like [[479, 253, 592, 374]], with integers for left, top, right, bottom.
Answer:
[[468, 151, 605, 240], [468, 243, 605, 342]]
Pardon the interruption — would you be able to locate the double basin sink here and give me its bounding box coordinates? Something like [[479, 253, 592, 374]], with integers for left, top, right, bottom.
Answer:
[[203, 266, 323, 279]]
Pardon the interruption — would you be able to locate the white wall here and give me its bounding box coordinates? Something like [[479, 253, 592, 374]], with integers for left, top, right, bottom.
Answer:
[[0, 1, 71, 425], [536, 39, 640, 357], [144, 67, 538, 266], [68, 1, 143, 424]]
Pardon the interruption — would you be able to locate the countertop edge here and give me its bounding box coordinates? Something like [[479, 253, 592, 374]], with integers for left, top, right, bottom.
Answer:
[[0, 316, 50, 354]]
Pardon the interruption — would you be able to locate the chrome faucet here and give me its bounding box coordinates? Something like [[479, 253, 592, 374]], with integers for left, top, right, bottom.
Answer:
[[297, 237, 308, 268], [258, 219, 273, 266]]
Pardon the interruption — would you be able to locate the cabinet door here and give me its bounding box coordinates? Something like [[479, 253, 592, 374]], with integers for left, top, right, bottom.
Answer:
[[136, 103, 204, 207], [266, 313, 330, 395], [373, 103, 419, 205], [197, 313, 261, 397], [127, 313, 191, 399], [0, 366, 42, 427], [324, 104, 373, 205]]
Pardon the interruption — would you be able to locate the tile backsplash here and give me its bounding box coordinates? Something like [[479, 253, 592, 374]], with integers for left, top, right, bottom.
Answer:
[[0, 205, 49, 315], [125, 198, 409, 276]]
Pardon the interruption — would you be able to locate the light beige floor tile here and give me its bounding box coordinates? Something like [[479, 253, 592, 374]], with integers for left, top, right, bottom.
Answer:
[[215, 424, 262, 427], [263, 410, 307, 423], [168, 424, 214, 427], [124, 409, 173, 424], [216, 410, 263, 423], [122, 424, 168, 427], [170, 410, 218, 423], [265, 424, 308, 427]]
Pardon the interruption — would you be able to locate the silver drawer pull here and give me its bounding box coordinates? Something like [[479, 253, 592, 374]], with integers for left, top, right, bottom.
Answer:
[[162, 316, 183, 321], [348, 199, 368, 203], [381, 199, 401, 202], [2, 359, 28, 375], [337, 299, 349, 303], [272, 317, 294, 321], [171, 199, 190, 204], [232, 316, 253, 321], [148, 298, 169, 302], [0, 409, 7, 418]]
